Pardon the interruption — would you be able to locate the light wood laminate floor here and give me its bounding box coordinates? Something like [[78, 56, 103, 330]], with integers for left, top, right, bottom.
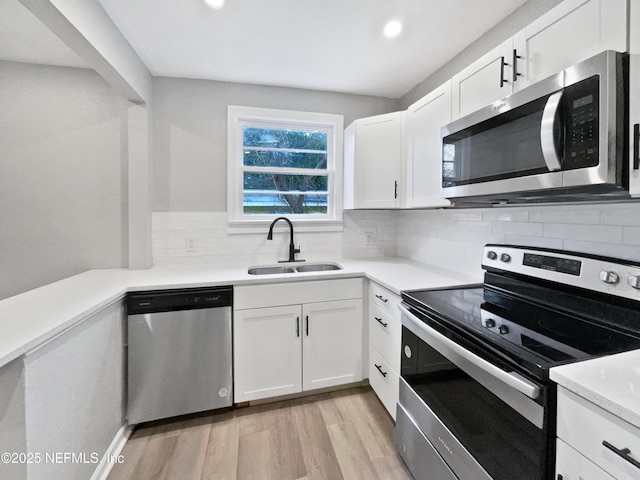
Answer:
[[107, 386, 412, 480]]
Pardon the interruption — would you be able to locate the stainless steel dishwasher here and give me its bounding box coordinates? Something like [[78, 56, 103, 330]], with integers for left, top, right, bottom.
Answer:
[[126, 286, 233, 424]]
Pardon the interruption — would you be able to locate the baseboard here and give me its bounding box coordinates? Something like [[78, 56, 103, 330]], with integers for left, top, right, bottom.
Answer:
[[90, 423, 133, 480]]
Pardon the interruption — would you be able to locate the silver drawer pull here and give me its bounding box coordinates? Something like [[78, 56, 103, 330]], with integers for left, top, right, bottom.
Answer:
[[374, 364, 387, 377], [375, 294, 388, 303], [603, 441, 640, 469], [375, 317, 388, 327]]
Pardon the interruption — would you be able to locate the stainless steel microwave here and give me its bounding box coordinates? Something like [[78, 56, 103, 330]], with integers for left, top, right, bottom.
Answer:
[[441, 50, 628, 204]]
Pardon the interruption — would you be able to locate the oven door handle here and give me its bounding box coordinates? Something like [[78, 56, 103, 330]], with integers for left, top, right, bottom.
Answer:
[[399, 304, 541, 400]]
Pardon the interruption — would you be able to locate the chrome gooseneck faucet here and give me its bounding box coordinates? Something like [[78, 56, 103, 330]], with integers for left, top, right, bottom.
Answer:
[[267, 217, 304, 263]]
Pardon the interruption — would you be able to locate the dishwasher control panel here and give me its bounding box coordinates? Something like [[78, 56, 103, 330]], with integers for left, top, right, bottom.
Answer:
[[127, 286, 233, 314]]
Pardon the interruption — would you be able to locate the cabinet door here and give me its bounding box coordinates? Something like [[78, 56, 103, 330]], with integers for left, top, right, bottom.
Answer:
[[348, 112, 404, 208], [630, 1, 640, 196], [405, 81, 452, 208], [302, 299, 363, 391], [451, 39, 513, 120], [234, 305, 302, 402], [556, 439, 616, 480], [513, 0, 627, 91]]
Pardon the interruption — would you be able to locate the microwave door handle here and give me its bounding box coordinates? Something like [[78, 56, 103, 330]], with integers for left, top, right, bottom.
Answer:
[[399, 304, 541, 400], [540, 91, 563, 172]]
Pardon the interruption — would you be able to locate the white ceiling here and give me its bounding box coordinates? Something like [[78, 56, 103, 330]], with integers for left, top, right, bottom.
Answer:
[[0, 0, 86, 68], [96, 0, 528, 98]]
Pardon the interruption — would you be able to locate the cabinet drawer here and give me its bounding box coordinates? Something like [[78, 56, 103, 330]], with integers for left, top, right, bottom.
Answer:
[[369, 302, 401, 372], [369, 282, 401, 318], [369, 346, 399, 420], [557, 387, 640, 480], [556, 438, 616, 480], [235, 278, 363, 310]]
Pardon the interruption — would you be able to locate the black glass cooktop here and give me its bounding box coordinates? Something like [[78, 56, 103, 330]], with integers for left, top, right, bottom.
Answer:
[[402, 273, 640, 381]]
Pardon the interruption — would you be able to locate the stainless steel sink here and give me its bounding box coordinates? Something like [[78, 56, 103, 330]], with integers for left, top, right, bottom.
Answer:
[[247, 263, 343, 275], [295, 263, 342, 272], [248, 266, 296, 275]]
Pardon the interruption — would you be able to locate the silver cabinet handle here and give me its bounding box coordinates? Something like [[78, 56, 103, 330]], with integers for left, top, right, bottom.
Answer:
[[540, 90, 563, 172]]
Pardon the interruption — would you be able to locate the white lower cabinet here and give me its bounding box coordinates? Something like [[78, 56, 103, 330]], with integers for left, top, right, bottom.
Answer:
[[556, 386, 640, 480], [368, 281, 402, 419], [234, 279, 363, 403], [556, 438, 616, 480]]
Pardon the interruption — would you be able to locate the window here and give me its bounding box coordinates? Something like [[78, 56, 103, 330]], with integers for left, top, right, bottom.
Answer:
[[228, 106, 344, 227]]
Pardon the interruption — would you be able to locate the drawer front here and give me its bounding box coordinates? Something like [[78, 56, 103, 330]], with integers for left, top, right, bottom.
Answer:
[[557, 387, 640, 480], [556, 438, 616, 480], [369, 282, 401, 318], [235, 278, 363, 310], [369, 302, 401, 372], [369, 346, 399, 420]]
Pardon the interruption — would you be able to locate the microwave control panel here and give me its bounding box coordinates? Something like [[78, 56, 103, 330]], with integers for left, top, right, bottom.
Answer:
[[564, 75, 599, 170]]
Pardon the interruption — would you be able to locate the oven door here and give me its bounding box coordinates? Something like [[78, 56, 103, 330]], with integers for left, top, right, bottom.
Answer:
[[396, 304, 551, 480]]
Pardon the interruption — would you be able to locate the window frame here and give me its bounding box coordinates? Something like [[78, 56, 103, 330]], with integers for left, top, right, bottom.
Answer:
[[227, 106, 344, 230]]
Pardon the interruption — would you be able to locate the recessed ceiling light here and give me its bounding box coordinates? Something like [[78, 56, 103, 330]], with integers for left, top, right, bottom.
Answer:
[[204, 0, 225, 10], [383, 19, 403, 39]]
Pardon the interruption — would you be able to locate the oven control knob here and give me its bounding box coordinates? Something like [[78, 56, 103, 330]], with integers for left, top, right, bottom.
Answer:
[[599, 271, 619, 284], [498, 325, 509, 335], [487, 250, 498, 260], [629, 276, 640, 289], [485, 318, 496, 328], [500, 253, 511, 263]]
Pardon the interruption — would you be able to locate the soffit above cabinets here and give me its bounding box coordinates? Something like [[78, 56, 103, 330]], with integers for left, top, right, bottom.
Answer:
[[0, 0, 87, 68], [96, 0, 527, 98]]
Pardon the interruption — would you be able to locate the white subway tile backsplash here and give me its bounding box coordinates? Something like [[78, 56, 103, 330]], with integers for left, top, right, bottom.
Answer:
[[492, 221, 542, 237], [152, 211, 397, 266], [528, 206, 601, 225], [543, 223, 622, 243], [153, 202, 640, 269]]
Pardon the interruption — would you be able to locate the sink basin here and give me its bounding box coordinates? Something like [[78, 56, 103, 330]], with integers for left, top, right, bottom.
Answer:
[[248, 266, 296, 275], [247, 263, 343, 275], [295, 263, 342, 272]]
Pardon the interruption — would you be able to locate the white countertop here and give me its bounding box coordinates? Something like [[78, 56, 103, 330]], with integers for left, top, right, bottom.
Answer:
[[0, 257, 480, 369], [550, 350, 640, 427]]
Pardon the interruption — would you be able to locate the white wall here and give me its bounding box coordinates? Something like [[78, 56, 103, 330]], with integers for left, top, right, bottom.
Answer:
[[397, 203, 640, 279], [0, 61, 128, 300], [152, 77, 400, 212]]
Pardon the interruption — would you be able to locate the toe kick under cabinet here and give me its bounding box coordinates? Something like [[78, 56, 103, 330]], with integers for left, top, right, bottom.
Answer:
[[233, 278, 364, 403], [368, 282, 402, 420]]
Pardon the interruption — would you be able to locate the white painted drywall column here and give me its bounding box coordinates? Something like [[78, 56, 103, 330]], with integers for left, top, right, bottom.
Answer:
[[19, 0, 155, 268], [127, 103, 153, 268]]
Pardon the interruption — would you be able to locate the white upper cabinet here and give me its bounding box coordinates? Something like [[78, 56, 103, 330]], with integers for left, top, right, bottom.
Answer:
[[630, 0, 640, 196], [451, 39, 514, 120], [405, 81, 452, 208], [513, 0, 627, 90], [343, 111, 404, 209], [452, 0, 628, 121]]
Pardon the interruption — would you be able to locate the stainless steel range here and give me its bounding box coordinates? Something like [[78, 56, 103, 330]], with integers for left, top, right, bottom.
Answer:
[[395, 245, 640, 480]]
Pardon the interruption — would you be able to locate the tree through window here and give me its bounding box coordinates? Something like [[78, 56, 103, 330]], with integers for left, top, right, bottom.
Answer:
[[242, 126, 329, 214], [228, 106, 343, 225]]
